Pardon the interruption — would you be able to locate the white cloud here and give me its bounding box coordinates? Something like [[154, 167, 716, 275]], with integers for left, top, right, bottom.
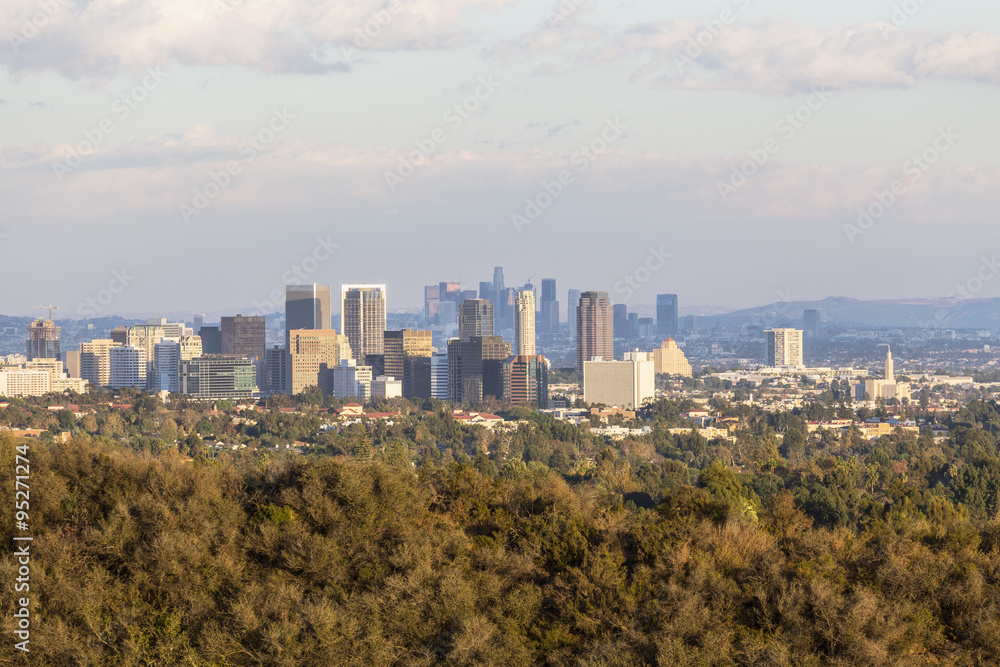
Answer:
[[1, 0, 521, 79], [492, 17, 1000, 93], [2, 127, 997, 226]]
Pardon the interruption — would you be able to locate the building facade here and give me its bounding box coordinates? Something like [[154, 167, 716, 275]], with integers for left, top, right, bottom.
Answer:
[[515, 289, 536, 356], [448, 335, 510, 404], [384, 329, 433, 399], [180, 356, 258, 400], [341, 284, 386, 363], [287, 329, 350, 396], [26, 319, 61, 361], [458, 299, 494, 341], [765, 328, 804, 367], [221, 315, 265, 360], [652, 338, 693, 377], [583, 358, 655, 409], [80, 339, 119, 387], [504, 355, 548, 407], [656, 294, 678, 339], [576, 291, 613, 371]]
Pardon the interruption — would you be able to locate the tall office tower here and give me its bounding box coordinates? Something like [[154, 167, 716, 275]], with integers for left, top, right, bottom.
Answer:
[[263, 346, 287, 395], [384, 329, 433, 398], [110, 326, 128, 345], [656, 294, 679, 339], [459, 299, 494, 341], [539, 278, 559, 334], [503, 355, 548, 407], [567, 289, 581, 328], [153, 340, 181, 393], [180, 356, 257, 400], [147, 318, 186, 339], [64, 350, 81, 378], [126, 324, 165, 388], [460, 289, 477, 303], [493, 266, 505, 294], [221, 315, 266, 360], [683, 315, 697, 335], [193, 314, 205, 334], [627, 313, 639, 338], [80, 339, 119, 387], [109, 346, 145, 389], [430, 352, 449, 400], [438, 301, 458, 327], [424, 285, 441, 323], [765, 328, 804, 367], [341, 284, 387, 363], [803, 309, 820, 337], [885, 345, 894, 383], [26, 319, 60, 361], [637, 318, 654, 339], [514, 290, 536, 356], [583, 358, 655, 409], [199, 326, 222, 354], [286, 284, 332, 334], [287, 329, 350, 396], [613, 304, 629, 339], [447, 335, 510, 403], [576, 291, 614, 371], [332, 359, 373, 400], [479, 281, 495, 305]]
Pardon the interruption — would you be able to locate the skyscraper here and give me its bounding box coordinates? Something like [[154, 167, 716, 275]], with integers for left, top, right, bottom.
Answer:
[[199, 326, 222, 354], [153, 340, 181, 393], [515, 289, 536, 356], [458, 299, 494, 341], [424, 285, 440, 322], [287, 329, 350, 396], [26, 319, 60, 361], [613, 304, 629, 339], [577, 291, 613, 371], [341, 284, 387, 363], [539, 278, 559, 334], [504, 355, 548, 407], [803, 309, 820, 337], [448, 335, 510, 403], [126, 324, 166, 389], [180, 356, 258, 400], [109, 346, 144, 389], [567, 289, 581, 330], [656, 294, 678, 338], [384, 329, 433, 399], [80, 339, 119, 387], [885, 345, 894, 383], [286, 284, 332, 333], [765, 328, 804, 367], [221, 315, 265, 360]]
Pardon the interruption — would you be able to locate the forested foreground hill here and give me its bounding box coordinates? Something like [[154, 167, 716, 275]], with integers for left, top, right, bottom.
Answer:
[[1, 435, 999, 666]]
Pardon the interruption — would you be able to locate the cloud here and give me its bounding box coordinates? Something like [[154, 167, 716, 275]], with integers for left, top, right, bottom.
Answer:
[[1, 126, 997, 227], [492, 18, 1000, 94], [0, 0, 522, 80]]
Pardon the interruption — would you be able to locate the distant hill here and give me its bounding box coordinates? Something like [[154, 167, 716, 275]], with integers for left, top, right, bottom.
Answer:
[[697, 296, 1000, 330]]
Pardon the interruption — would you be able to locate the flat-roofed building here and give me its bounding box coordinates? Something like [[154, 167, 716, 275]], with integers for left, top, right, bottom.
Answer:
[[180, 356, 258, 400], [332, 359, 373, 401], [109, 346, 145, 389], [583, 358, 655, 409], [384, 329, 432, 399], [287, 329, 350, 396], [80, 339, 120, 387], [504, 355, 548, 407]]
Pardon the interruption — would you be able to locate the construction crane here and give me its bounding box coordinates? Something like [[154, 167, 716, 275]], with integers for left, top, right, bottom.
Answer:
[[33, 302, 59, 320]]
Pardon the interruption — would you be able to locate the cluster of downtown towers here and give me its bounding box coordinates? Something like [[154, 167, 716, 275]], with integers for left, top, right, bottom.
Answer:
[[24, 269, 681, 404]]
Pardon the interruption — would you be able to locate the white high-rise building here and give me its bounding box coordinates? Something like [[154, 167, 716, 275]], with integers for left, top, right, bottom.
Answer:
[[0, 370, 51, 398], [885, 345, 895, 383], [583, 358, 655, 409], [109, 346, 145, 389], [430, 352, 448, 400], [765, 328, 804, 367], [515, 289, 536, 356], [147, 318, 188, 340], [332, 359, 373, 400], [340, 284, 386, 362], [154, 340, 181, 393]]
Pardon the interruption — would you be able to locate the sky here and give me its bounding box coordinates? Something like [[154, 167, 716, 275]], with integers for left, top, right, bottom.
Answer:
[[1, 0, 999, 318]]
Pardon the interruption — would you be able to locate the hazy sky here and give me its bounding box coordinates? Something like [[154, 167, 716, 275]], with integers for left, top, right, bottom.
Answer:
[[1, 0, 999, 318]]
